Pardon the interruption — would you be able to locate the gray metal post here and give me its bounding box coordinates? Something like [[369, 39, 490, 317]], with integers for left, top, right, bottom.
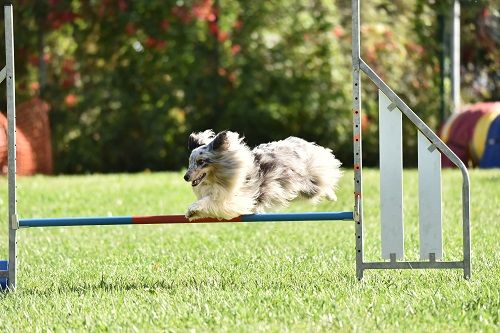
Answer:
[[463, 171, 471, 279], [451, 0, 461, 114], [438, 13, 446, 124], [454, 3, 471, 274], [5, 1, 17, 290], [352, 0, 364, 281]]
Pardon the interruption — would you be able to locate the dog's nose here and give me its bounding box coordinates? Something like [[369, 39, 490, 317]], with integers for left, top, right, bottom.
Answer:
[[183, 173, 190, 181]]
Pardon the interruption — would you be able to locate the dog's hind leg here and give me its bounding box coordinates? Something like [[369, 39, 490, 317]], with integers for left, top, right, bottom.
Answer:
[[302, 182, 337, 203], [324, 189, 338, 201]]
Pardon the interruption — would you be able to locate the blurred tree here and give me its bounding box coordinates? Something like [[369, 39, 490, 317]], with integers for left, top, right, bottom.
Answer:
[[415, 0, 499, 112], [0, 0, 496, 173]]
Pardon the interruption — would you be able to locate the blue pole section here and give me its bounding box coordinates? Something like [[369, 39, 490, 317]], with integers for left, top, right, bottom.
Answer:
[[20, 216, 133, 227], [19, 212, 354, 228], [241, 212, 354, 222]]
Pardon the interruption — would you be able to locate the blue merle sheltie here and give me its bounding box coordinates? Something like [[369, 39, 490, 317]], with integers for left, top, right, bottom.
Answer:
[[183, 130, 342, 220]]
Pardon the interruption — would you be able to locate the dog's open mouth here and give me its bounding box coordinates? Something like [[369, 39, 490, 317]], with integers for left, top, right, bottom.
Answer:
[[191, 173, 206, 187]]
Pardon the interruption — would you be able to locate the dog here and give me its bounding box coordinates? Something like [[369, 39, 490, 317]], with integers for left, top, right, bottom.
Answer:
[[183, 130, 342, 220]]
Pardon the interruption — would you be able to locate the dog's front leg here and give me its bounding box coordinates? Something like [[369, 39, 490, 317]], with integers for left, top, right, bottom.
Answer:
[[185, 197, 210, 220]]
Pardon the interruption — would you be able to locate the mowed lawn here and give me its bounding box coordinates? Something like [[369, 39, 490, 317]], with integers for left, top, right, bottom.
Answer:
[[0, 169, 498, 332]]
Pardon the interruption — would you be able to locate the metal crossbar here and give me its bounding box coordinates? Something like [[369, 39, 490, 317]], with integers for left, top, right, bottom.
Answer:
[[19, 212, 354, 228], [363, 261, 464, 270]]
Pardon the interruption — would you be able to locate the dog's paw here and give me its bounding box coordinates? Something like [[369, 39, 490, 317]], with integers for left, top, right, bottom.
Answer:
[[185, 209, 197, 219], [185, 205, 200, 220]]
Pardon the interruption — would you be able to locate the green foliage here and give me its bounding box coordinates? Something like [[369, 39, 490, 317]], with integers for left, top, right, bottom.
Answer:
[[2, 0, 497, 172], [0, 170, 498, 331], [415, 0, 499, 109]]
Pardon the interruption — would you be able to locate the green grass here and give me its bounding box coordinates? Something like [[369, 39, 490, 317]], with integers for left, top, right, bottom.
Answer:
[[0, 169, 498, 332]]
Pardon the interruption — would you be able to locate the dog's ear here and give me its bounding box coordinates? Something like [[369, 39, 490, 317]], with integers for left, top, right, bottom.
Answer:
[[211, 131, 228, 151], [188, 133, 204, 151], [188, 130, 215, 150]]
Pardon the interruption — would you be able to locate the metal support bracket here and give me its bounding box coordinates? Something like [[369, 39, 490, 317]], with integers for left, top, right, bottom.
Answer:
[[420, 130, 438, 153], [11, 214, 18, 230], [0, 66, 5, 84], [390, 253, 397, 263], [353, 193, 361, 222], [387, 102, 397, 111]]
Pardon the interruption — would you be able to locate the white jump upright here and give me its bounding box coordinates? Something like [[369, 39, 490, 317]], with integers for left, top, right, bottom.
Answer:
[[379, 90, 404, 260], [418, 132, 443, 260]]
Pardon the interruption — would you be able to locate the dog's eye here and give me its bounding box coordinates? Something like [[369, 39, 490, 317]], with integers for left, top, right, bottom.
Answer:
[[196, 159, 205, 166]]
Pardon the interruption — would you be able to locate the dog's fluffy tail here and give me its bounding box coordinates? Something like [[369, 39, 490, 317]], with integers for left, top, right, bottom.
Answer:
[[307, 145, 342, 202]]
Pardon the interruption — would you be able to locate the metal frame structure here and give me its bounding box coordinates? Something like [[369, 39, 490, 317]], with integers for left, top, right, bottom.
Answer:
[[351, 0, 471, 279], [1, 0, 471, 291]]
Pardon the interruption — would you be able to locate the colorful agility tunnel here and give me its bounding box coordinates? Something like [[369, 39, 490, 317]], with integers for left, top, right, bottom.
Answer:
[[479, 115, 500, 168], [472, 108, 500, 162], [440, 102, 500, 168]]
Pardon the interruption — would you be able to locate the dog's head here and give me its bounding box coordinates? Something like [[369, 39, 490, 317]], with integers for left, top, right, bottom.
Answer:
[[184, 130, 233, 187]]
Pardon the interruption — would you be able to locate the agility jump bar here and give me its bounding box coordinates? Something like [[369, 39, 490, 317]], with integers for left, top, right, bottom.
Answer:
[[18, 211, 354, 228]]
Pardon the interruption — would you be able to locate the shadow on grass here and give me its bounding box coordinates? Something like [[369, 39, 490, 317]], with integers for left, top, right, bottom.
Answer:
[[15, 269, 356, 296]]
